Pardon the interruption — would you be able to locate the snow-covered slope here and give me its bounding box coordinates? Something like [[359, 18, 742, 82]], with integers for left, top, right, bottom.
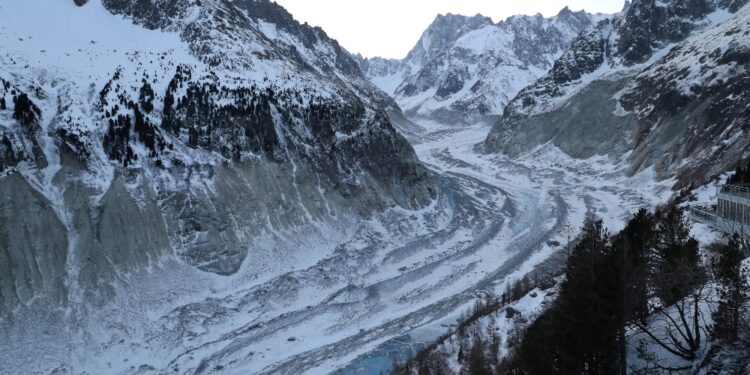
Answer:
[[357, 9, 603, 124], [486, 0, 750, 188], [0, 0, 436, 319]]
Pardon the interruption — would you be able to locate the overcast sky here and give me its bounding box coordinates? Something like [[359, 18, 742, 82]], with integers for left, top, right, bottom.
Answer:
[[273, 0, 625, 59]]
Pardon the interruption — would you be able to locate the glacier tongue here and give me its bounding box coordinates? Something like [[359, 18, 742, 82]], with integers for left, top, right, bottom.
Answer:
[[0, 114, 676, 375]]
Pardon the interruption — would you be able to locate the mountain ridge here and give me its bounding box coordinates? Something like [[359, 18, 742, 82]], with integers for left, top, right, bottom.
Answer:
[[357, 7, 606, 124], [485, 0, 750, 188]]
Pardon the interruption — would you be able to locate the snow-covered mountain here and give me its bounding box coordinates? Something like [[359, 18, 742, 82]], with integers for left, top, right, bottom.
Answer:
[[357, 8, 604, 124], [355, 13, 492, 97], [0, 0, 436, 320], [3, 0, 748, 374], [485, 0, 749, 188]]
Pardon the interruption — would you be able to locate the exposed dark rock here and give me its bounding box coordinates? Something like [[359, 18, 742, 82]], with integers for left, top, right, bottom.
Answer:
[[102, 0, 193, 30], [12, 93, 41, 129], [500, 0, 748, 120], [617, 0, 716, 64]]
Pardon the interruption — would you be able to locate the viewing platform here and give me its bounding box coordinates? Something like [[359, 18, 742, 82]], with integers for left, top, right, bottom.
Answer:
[[689, 184, 750, 236]]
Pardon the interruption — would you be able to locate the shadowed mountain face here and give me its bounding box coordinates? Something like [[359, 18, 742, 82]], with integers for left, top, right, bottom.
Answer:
[[356, 8, 600, 124], [486, 0, 750, 188], [0, 0, 436, 315]]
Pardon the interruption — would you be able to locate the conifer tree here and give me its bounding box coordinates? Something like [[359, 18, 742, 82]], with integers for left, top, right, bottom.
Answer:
[[552, 218, 620, 374], [712, 235, 749, 343], [467, 336, 492, 375], [610, 209, 655, 374], [654, 207, 704, 305]]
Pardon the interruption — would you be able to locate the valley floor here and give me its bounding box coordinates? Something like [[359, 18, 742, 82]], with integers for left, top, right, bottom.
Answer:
[[327, 120, 676, 375]]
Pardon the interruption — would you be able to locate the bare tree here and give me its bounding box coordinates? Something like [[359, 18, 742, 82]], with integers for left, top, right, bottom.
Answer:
[[634, 285, 713, 372]]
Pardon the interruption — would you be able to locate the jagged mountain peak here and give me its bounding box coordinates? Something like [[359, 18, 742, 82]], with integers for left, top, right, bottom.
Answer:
[[355, 7, 605, 123], [351, 10, 495, 98], [553, 5, 596, 23], [386, 9, 601, 123], [404, 12, 493, 66], [433, 12, 490, 21], [430, 12, 493, 26], [104, 0, 409, 118]]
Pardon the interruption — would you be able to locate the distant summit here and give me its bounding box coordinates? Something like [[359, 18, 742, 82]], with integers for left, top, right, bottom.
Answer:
[[357, 7, 602, 124]]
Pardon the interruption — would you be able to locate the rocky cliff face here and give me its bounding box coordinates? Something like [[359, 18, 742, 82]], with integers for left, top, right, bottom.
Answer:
[[0, 0, 435, 316], [618, 3, 750, 185], [486, 0, 750, 187], [357, 9, 600, 124]]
